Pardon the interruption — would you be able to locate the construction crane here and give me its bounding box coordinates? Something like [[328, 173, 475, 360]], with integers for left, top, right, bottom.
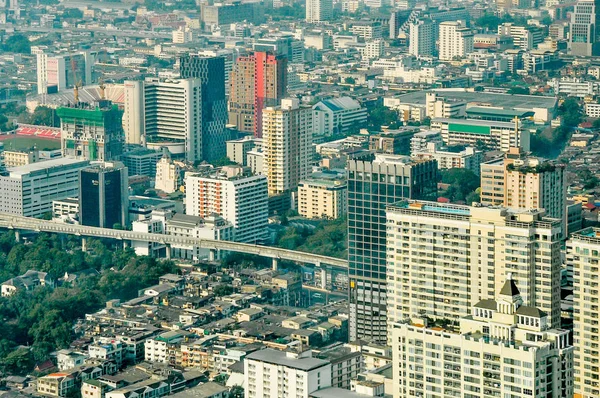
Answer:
[[71, 56, 82, 104]]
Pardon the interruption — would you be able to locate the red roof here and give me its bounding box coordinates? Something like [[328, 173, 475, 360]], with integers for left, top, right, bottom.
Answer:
[[437, 197, 451, 203], [584, 202, 596, 210]]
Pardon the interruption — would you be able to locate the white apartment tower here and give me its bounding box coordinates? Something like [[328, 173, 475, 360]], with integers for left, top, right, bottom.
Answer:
[[386, 200, 563, 336], [409, 19, 435, 57], [123, 78, 203, 162], [36, 52, 93, 94], [438, 21, 474, 61], [568, 228, 600, 397], [244, 348, 332, 398], [391, 277, 573, 398], [262, 98, 313, 196], [154, 149, 180, 194], [306, 0, 333, 23], [185, 167, 268, 243]]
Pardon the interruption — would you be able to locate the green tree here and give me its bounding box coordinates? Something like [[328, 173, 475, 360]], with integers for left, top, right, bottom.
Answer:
[[0, 348, 34, 376], [476, 14, 501, 30], [213, 284, 234, 296], [2, 34, 31, 54], [508, 86, 529, 95], [344, 77, 356, 85], [230, 385, 244, 398], [559, 97, 583, 127], [368, 105, 401, 130], [62, 8, 84, 18], [440, 169, 480, 203]]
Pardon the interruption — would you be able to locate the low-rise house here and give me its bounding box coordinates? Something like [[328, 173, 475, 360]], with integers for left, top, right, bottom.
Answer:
[[37, 373, 77, 398], [104, 377, 170, 398], [1, 270, 54, 297]]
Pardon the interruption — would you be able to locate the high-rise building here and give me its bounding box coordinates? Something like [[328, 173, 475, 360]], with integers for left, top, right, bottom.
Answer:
[[569, 0, 600, 56], [229, 52, 287, 137], [386, 200, 563, 333], [306, 0, 333, 23], [568, 227, 600, 398], [122, 80, 144, 146], [347, 154, 438, 343], [185, 166, 268, 243], [480, 150, 566, 232], [136, 78, 203, 162], [409, 19, 435, 57], [298, 179, 347, 220], [179, 55, 229, 162], [0, 158, 90, 217], [201, 1, 264, 29], [36, 52, 93, 94], [57, 101, 124, 162], [438, 21, 474, 60], [79, 161, 128, 229], [262, 98, 313, 197], [390, 276, 573, 398]]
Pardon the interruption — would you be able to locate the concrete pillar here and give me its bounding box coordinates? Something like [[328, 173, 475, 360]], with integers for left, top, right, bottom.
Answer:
[[81, 237, 87, 252], [209, 248, 217, 262], [123, 240, 129, 249], [320, 268, 327, 290], [14, 230, 20, 243], [165, 245, 171, 260], [272, 258, 279, 271]]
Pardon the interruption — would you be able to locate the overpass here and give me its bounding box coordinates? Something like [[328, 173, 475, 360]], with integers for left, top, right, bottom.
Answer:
[[0, 213, 348, 270]]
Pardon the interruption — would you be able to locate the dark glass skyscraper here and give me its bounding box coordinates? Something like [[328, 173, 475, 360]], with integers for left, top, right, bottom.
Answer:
[[79, 161, 129, 229], [180, 55, 229, 162], [347, 152, 438, 344]]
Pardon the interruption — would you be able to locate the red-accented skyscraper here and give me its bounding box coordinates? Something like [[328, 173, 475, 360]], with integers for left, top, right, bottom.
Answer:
[[229, 51, 287, 138]]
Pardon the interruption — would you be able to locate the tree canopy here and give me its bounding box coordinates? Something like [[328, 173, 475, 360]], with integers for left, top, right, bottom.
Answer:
[[439, 169, 481, 203], [275, 217, 347, 259], [2, 34, 31, 54]]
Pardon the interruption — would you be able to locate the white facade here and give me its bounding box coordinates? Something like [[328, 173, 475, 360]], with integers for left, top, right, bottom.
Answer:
[[409, 19, 434, 57], [154, 152, 180, 193], [386, 201, 563, 335], [137, 78, 203, 162], [37, 52, 93, 95], [244, 349, 332, 398], [306, 0, 332, 23], [568, 228, 600, 398], [391, 278, 573, 398], [263, 98, 313, 196], [298, 179, 347, 219], [88, 338, 124, 368], [185, 169, 268, 243], [313, 97, 367, 137], [411, 142, 483, 175], [439, 21, 474, 61], [123, 80, 144, 145], [0, 158, 90, 217]]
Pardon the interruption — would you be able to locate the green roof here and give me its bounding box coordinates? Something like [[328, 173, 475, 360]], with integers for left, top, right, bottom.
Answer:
[[448, 122, 491, 135]]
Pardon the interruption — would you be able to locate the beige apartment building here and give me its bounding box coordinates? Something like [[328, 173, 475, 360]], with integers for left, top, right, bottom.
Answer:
[[568, 228, 600, 398], [262, 98, 313, 197], [481, 150, 566, 223], [390, 277, 573, 398], [386, 200, 563, 339], [297, 179, 347, 220], [3, 150, 38, 167]]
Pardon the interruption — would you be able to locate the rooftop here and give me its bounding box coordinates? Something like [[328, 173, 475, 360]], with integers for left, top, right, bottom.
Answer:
[[396, 90, 557, 109], [246, 348, 330, 372], [6, 157, 89, 177]]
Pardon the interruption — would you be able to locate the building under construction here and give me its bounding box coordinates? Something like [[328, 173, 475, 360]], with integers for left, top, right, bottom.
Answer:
[[57, 100, 124, 162]]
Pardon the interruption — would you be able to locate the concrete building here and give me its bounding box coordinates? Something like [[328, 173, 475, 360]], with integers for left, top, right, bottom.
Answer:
[[120, 149, 162, 178], [154, 150, 180, 194], [438, 21, 474, 61], [369, 127, 420, 155], [244, 348, 332, 398], [498, 23, 544, 50], [79, 162, 129, 229], [226, 136, 261, 166], [409, 19, 435, 57], [480, 151, 566, 232], [122, 80, 144, 145], [165, 213, 234, 261], [411, 142, 483, 175], [1, 270, 54, 297], [229, 52, 287, 137], [140, 77, 203, 162], [37, 52, 93, 95], [390, 277, 573, 398], [37, 373, 76, 397], [201, 1, 264, 28], [262, 98, 313, 196], [386, 201, 563, 333], [0, 158, 89, 217], [88, 338, 124, 368], [306, 0, 332, 23], [52, 198, 79, 221], [569, 0, 600, 56], [430, 118, 530, 152], [568, 228, 600, 397], [298, 179, 347, 219], [2, 150, 38, 167], [185, 166, 268, 243], [313, 97, 367, 138], [347, 153, 438, 344], [58, 101, 124, 162], [426, 93, 466, 119]]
